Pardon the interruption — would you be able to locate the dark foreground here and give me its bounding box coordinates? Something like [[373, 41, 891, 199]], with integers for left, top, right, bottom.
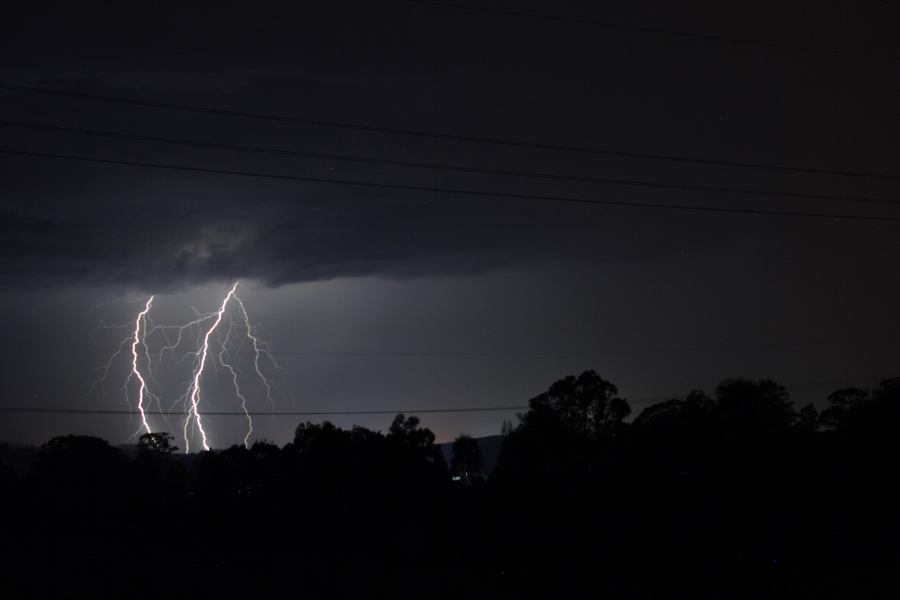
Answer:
[[2, 372, 898, 599]]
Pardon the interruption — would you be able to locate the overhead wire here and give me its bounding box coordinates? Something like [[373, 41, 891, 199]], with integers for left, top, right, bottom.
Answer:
[[1, 82, 898, 182], [2, 120, 897, 208], [2, 147, 900, 222]]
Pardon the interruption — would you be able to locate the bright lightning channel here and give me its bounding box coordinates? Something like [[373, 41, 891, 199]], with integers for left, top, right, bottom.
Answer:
[[183, 281, 239, 453], [91, 281, 280, 451], [234, 294, 276, 410], [218, 320, 252, 448], [129, 297, 155, 434]]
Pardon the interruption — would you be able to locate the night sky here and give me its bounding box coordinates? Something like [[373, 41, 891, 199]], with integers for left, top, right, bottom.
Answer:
[[1, 0, 899, 448]]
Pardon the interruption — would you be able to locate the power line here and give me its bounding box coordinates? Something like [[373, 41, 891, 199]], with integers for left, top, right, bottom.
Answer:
[[3, 120, 897, 208], [0, 405, 528, 416], [1, 82, 898, 182], [253, 338, 900, 357], [71, 329, 900, 358], [405, 0, 900, 61], [3, 147, 900, 222], [3, 372, 897, 417]]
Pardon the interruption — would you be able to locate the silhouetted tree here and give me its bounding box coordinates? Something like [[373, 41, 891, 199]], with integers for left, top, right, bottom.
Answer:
[[137, 431, 178, 454], [840, 378, 900, 440], [715, 378, 795, 435], [294, 420, 349, 454], [0, 460, 16, 495], [388, 414, 433, 448], [796, 403, 820, 432], [450, 434, 483, 484], [132, 432, 185, 504], [820, 387, 868, 430], [34, 435, 127, 485], [528, 370, 631, 438], [494, 372, 629, 490], [388, 413, 446, 468], [633, 390, 714, 431], [31, 435, 129, 515]]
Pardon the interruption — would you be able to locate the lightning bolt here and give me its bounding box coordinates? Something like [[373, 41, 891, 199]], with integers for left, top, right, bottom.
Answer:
[[182, 281, 239, 453], [86, 336, 132, 399], [218, 319, 253, 448], [129, 297, 154, 434], [233, 294, 278, 410], [148, 311, 216, 367], [90, 296, 161, 436], [90, 281, 280, 452]]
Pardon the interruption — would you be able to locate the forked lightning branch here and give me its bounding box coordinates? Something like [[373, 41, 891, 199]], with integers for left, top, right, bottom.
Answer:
[[93, 281, 281, 452]]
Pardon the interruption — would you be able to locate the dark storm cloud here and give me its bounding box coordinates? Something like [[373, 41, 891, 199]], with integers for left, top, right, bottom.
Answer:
[[3, 1, 898, 291], [0, 145, 736, 290]]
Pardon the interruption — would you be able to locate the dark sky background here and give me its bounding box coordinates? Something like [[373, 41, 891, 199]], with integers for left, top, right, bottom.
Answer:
[[1, 0, 899, 447]]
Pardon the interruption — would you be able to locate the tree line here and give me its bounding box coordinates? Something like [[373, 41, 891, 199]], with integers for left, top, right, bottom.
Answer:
[[1, 371, 898, 598]]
